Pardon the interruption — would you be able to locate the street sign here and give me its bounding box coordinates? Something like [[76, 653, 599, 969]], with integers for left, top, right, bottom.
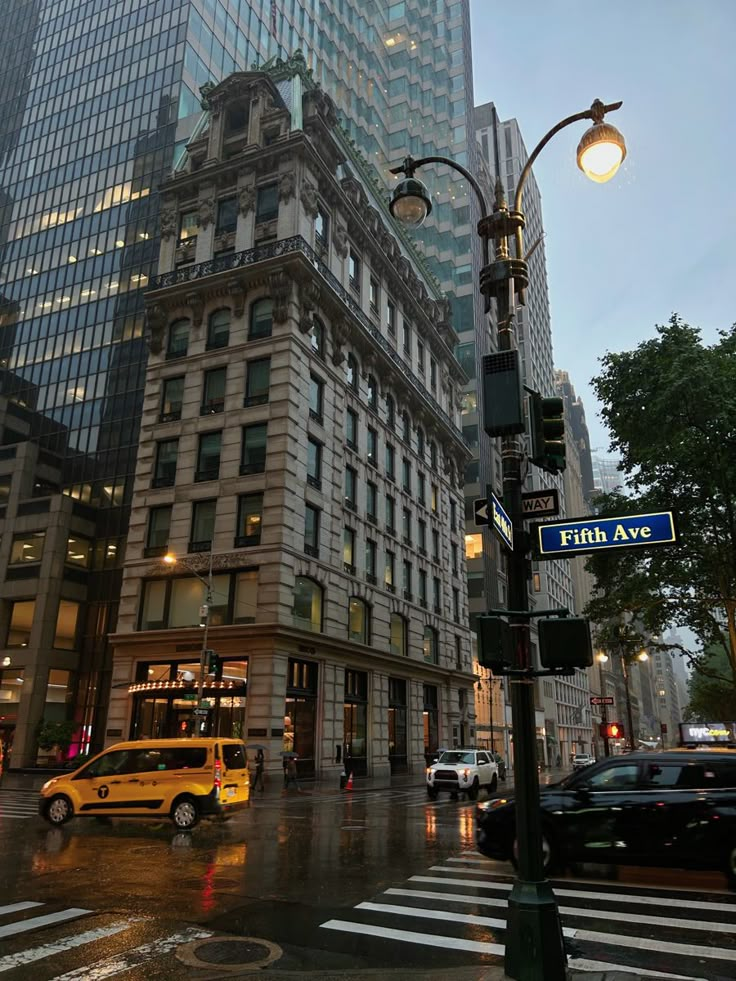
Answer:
[[533, 511, 678, 558], [182, 693, 197, 702], [522, 488, 559, 518], [192, 708, 210, 716], [491, 493, 513, 551], [200, 700, 212, 709], [473, 498, 490, 526], [590, 696, 614, 706]]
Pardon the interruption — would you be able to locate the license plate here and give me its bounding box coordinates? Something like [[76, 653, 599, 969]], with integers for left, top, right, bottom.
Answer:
[[227, 788, 236, 798]]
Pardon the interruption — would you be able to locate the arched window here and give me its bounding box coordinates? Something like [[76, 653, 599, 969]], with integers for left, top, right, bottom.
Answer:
[[346, 353, 358, 392], [367, 374, 377, 411], [249, 298, 273, 340], [423, 625, 438, 663], [385, 393, 395, 429], [390, 613, 407, 656], [293, 577, 323, 632], [167, 319, 190, 358], [311, 317, 325, 358], [207, 308, 230, 349], [348, 597, 370, 645], [401, 410, 410, 443], [429, 441, 438, 468], [416, 426, 425, 458]]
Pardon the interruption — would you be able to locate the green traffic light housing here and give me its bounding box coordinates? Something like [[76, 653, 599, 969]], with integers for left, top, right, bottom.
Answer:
[[529, 391, 566, 474], [206, 649, 220, 675]]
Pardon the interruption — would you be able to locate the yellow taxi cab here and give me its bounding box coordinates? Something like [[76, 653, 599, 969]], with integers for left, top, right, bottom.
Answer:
[[39, 738, 249, 830]]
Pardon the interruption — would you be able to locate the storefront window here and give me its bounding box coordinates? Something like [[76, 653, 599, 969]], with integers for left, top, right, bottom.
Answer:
[[6, 601, 35, 647], [343, 669, 368, 777], [423, 683, 439, 761], [388, 678, 407, 773], [53, 601, 80, 650], [0, 668, 23, 725], [284, 658, 318, 776], [234, 571, 258, 623], [45, 669, 74, 722]]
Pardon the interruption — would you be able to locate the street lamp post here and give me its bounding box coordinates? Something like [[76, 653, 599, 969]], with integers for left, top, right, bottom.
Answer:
[[390, 99, 625, 981], [164, 550, 214, 726]]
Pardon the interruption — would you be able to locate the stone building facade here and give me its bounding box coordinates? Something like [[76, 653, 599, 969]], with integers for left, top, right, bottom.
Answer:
[[107, 65, 474, 781]]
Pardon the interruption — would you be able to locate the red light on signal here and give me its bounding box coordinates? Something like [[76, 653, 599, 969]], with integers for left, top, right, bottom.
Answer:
[[600, 721, 624, 739]]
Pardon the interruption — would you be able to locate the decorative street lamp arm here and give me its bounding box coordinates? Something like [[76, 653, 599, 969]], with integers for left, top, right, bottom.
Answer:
[[512, 100, 623, 259]]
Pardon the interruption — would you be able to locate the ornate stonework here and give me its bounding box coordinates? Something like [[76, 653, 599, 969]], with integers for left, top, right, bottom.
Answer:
[[198, 196, 215, 228], [279, 170, 296, 202], [145, 303, 166, 354], [331, 320, 349, 366], [227, 279, 247, 318], [185, 292, 205, 328], [238, 185, 256, 217], [300, 180, 319, 218], [269, 271, 291, 323], [159, 208, 177, 241], [332, 223, 348, 258], [298, 280, 321, 334]]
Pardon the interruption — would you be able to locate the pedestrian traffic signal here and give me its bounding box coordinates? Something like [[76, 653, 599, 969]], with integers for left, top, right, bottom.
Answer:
[[206, 649, 220, 675], [476, 616, 514, 673], [529, 391, 566, 474], [538, 616, 592, 669], [600, 722, 624, 740]]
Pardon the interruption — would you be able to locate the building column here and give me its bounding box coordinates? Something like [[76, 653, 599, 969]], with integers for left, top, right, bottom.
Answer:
[[319, 659, 344, 783], [371, 671, 390, 781], [245, 648, 288, 780]]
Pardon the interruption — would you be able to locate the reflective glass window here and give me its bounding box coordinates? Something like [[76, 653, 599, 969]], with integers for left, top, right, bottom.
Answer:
[[241, 423, 267, 474], [7, 600, 35, 647], [293, 577, 322, 631], [236, 494, 263, 546], [245, 358, 271, 406], [207, 309, 230, 349], [249, 299, 273, 339], [10, 532, 45, 564], [195, 431, 222, 481]]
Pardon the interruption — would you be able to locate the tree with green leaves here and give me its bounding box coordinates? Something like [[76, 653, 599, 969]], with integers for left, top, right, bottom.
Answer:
[[684, 646, 736, 720], [583, 316, 736, 688]]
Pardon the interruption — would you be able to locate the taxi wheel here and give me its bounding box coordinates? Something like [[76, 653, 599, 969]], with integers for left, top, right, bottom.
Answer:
[[45, 794, 73, 826], [171, 795, 199, 830]]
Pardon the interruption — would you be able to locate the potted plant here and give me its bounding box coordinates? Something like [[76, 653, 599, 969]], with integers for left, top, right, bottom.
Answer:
[[36, 720, 78, 765]]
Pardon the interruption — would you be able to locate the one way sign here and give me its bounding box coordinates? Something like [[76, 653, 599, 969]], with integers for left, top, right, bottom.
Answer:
[[474, 499, 490, 526], [522, 488, 560, 518]]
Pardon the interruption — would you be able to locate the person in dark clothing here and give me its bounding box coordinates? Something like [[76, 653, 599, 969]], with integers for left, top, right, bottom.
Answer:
[[284, 756, 300, 790], [251, 749, 265, 792]]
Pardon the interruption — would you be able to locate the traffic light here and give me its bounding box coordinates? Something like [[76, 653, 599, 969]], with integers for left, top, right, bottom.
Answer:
[[206, 649, 220, 675], [538, 616, 592, 669], [529, 391, 566, 474], [477, 616, 514, 672], [482, 351, 525, 437], [600, 722, 624, 740]]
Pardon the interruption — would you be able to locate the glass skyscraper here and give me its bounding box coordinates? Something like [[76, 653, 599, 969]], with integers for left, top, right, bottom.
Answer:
[[0, 0, 480, 755]]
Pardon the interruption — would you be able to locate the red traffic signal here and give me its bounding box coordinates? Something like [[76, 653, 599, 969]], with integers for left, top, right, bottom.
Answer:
[[599, 722, 624, 740]]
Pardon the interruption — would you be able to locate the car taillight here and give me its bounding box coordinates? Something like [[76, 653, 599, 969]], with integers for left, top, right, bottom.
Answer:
[[214, 759, 222, 799]]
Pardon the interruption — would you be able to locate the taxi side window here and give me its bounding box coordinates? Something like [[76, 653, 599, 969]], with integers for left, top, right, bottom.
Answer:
[[79, 750, 131, 779], [585, 763, 638, 790]]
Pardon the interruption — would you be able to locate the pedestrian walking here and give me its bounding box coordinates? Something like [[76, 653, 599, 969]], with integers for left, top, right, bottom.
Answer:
[[284, 755, 300, 791], [251, 749, 265, 792]]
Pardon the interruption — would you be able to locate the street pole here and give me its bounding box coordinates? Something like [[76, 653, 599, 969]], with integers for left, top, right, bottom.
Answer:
[[388, 99, 626, 981], [599, 658, 610, 758], [621, 651, 636, 752], [195, 549, 214, 732]]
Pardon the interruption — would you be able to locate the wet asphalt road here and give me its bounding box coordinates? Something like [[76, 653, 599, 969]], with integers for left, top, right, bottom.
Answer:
[[1, 781, 735, 980]]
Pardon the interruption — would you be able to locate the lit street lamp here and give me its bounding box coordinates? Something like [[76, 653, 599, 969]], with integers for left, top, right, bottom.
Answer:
[[163, 550, 214, 726], [390, 98, 626, 981]]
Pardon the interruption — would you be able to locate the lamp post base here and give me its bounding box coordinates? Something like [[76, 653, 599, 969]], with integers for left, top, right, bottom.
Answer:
[[504, 879, 566, 981]]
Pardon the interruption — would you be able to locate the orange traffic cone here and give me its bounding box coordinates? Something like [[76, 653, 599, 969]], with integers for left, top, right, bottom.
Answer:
[[345, 771, 354, 791]]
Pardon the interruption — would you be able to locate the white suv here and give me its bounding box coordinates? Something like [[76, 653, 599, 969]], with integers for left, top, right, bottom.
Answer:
[[426, 749, 498, 800]]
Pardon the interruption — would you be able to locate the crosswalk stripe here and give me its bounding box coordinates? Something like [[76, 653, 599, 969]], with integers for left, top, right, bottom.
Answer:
[[320, 919, 504, 955], [566, 957, 707, 981], [0, 902, 43, 916], [356, 900, 736, 963], [418, 869, 736, 913], [0, 920, 140, 973], [0, 908, 92, 939], [47, 927, 212, 981], [385, 887, 736, 933]]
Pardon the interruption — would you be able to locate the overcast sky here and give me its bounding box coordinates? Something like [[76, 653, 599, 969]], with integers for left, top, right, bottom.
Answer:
[[470, 0, 736, 455]]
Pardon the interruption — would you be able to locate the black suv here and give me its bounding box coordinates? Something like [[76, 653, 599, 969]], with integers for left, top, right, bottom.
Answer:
[[476, 750, 736, 887]]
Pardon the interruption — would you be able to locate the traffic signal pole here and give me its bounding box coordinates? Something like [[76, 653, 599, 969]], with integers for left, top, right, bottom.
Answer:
[[481, 185, 567, 981]]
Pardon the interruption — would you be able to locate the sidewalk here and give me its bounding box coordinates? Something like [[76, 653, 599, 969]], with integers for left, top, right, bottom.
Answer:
[[192, 964, 677, 981]]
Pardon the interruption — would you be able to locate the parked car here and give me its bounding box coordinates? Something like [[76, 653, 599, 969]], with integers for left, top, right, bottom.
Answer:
[[476, 750, 736, 887], [39, 738, 250, 830], [571, 753, 596, 770], [427, 749, 498, 800]]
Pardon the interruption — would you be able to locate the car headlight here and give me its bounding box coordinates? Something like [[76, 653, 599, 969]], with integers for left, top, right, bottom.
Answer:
[[41, 779, 57, 793], [462, 768, 470, 781]]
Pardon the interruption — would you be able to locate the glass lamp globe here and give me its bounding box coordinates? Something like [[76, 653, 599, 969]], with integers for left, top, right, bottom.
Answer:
[[577, 122, 627, 183], [389, 176, 432, 227]]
